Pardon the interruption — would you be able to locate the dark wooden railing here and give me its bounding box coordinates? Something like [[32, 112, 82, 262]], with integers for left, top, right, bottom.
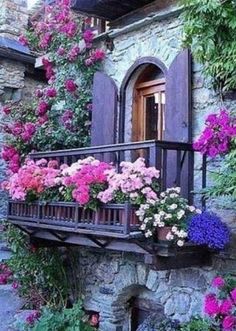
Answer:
[[30, 140, 207, 205], [8, 201, 139, 238]]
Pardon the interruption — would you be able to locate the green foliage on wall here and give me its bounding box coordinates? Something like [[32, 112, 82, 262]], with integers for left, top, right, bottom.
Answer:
[[181, 0, 236, 92]]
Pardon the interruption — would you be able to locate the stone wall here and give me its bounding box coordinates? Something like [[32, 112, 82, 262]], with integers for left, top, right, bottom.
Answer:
[[0, 0, 28, 40], [70, 247, 236, 331]]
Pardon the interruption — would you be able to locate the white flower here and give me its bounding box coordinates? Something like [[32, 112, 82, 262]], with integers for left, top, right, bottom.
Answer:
[[160, 200, 166, 204], [165, 214, 172, 220], [188, 205, 196, 212], [170, 193, 178, 198], [144, 217, 151, 224], [177, 210, 185, 220], [196, 209, 202, 214], [166, 232, 174, 241], [154, 214, 161, 221], [160, 192, 166, 198], [147, 199, 157, 205], [177, 240, 184, 247], [140, 224, 146, 230], [173, 187, 181, 194], [178, 230, 188, 238], [172, 226, 178, 233], [145, 230, 153, 238], [169, 204, 178, 210], [159, 211, 165, 216], [159, 222, 165, 227]]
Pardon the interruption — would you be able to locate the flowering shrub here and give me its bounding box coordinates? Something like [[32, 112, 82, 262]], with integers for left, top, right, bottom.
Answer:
[[1, 0, 106, 174], [136, 187, 201, 244], [188, 212, 230, 250], [98, 158, 160, 205], [203, 275, 236, 331], [193, 109, 236, 158]]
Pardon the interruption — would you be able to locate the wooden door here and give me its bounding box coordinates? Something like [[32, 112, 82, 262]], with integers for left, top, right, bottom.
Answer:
[[132, 78, 165, 142]]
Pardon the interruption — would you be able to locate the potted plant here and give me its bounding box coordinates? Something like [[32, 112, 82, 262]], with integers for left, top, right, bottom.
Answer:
[[136, 187, 201, 246]]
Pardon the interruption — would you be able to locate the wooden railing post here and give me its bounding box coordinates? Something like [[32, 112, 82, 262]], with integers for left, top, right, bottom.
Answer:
[[123, 202, 131, 235], [201, 154, 207, 209], [188, 150, 194, 205]]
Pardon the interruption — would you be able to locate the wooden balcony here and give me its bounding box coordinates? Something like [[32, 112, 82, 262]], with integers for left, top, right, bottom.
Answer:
[[7, 140, 210, 269]]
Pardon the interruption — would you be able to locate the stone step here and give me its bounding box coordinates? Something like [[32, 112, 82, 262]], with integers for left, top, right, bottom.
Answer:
[[0, 285, 25, 331]]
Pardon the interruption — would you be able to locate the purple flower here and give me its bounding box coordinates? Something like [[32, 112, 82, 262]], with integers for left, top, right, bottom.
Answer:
[[45, 87, 57, 98], [188, 212, 230, 250], [212, 276, 225, 288]]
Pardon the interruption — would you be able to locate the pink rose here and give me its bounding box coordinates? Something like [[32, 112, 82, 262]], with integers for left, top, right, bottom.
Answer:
[[204, 294, 220, 316], [65, 79, 77, 92], [222, 315, 236, 331], [212, 276, 225, 288], [220, 299, 233, 315]]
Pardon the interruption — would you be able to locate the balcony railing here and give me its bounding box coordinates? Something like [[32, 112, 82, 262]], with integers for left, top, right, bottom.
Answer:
[[7, 140, 210, 266], [30, 140, 207, 205]]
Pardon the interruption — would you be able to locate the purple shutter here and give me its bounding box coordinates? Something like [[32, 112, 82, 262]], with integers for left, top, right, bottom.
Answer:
[[165, 49, 192, 198], [91, 72, 118, 146]]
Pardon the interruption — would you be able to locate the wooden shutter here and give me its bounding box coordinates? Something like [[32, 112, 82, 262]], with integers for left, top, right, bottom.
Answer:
[[91, 72, 118, 146], [164, 49, 192, 198]]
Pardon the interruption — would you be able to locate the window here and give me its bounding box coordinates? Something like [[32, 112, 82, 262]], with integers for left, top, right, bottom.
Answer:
[[132, 65, 165, 142]]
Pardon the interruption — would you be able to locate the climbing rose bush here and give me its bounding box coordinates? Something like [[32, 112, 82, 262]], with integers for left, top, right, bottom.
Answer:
[[204, 276, 236, 331], [1, 0, 106, 173], [193, 109, 236, 158]]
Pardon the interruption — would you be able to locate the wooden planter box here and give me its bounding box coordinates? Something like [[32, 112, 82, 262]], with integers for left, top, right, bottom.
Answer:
[[8, 200, 139, 236]]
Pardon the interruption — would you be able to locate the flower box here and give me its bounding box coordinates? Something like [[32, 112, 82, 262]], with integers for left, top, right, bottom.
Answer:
[[8, 200, 140, 236]]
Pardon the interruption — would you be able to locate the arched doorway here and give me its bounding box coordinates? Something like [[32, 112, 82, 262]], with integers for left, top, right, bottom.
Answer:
[[132, 64, 165, 142], [119, 57, 168, 143]]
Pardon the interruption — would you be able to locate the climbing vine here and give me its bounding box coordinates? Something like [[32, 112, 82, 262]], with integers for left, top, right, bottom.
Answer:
[[181, 0, 236, 93]]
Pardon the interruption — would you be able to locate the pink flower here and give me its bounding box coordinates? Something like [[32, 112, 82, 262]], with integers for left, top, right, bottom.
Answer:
[[212, 276, 225, 288], [204, 294, 220, 316], [83, 29, 94, 43], [35, 89, 44, 98], [230, 288, 236, 302], [1, 106, 11, 115], [91, 49, 105, 62], [220, 299, 233, 315], [222, 316, 236, 331], [68, 44, 80, 62], [85, 58, 93, 66], [65, 79, 77, 92], [37, 101, 50, 116], [61, 21, 77, 37], [19, 34, 28, 46], [45, 87, 57, 98], [57, 46, 65, 56], [12, 281, 19, 290], [39, 32, 52, 49]]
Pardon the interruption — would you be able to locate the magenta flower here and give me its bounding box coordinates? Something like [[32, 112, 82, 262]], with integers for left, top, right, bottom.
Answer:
[[220, 299, 233, 315], [35, 89, 44, 98], [19, 34, 29, 46], [12, 281, 19, 290], [65, 79, 77, 92], [91, 49, 106, 62], [37, 101, 50, 116], [57, 46, 65, 56], [212, 276, 225, 288], [204, 294, 220, 316], [222, 315, 236, 331], [83, 29, 94, 43], [1, 106, 11, 115], [230, 288, 236, 302], [68, 44, 80, 62], [45, 87, 57, 98]]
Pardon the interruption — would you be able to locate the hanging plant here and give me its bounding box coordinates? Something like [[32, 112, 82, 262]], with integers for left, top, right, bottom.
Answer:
[[181, 0, 236, 92]]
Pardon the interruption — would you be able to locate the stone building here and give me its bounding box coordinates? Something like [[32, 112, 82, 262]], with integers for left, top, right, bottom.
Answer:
[[6, 1, 236, 330], [0, 0, 45, 219], [68, 1, 236, 330]]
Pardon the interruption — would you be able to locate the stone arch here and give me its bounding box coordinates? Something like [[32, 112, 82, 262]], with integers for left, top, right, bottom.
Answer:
[[119, 57, 168, 143]]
